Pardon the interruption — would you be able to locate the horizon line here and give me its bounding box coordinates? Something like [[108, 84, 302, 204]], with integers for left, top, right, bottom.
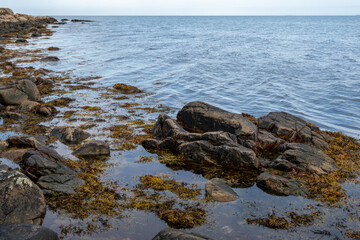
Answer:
[[48, 14, 360, 17]]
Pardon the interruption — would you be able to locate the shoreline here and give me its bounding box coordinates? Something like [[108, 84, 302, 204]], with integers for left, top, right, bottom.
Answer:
[[0, 9, 360, 240]]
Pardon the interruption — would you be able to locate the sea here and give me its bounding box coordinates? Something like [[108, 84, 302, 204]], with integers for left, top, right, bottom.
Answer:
[[6, 16, 360, 239]]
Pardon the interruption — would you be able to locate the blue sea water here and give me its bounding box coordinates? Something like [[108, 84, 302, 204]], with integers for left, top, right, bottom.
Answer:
[[44, 16, 359, 139]]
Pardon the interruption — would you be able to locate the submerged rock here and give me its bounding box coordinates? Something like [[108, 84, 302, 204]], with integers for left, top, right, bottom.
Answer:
[[0, 79, 40, 105], [40, 56, 59, 62], [177, 101, 257, 140], [256, 172, 307, 197], [113, 83, 143, 94], [51, 126, 90, 144], [0, 171, 46, 225], [205, 178, 239, 202], [152, 228, 213, 240], [0, 223, 59, 240], [21, 146, 84, 194], [72, 141, 110, 157]]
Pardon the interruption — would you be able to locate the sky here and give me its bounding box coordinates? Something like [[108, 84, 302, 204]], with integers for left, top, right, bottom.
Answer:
[[2, 0, 360, 16]]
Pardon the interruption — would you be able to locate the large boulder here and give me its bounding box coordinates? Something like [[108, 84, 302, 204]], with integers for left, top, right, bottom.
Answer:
[[205, 178, 239, 202], [21, 146, 84, 194], [258, 112, 328, 149], [0, 223, 59, 240], [72, 141, 110, 158], [0, 171, 46, 225], [256, 172, 307, 197], [177, 101, 257, 140], [152, 228, 213, 240], [51, 126, 90, 144], [277, 143, 336, 175], [0, 80, 40, 105]]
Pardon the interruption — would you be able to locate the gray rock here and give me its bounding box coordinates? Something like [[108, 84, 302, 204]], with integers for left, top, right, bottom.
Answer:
[[0, 171, 46, 225], [0, 79, 40, 105], [0, 149, 28, 162], [7, 135, 42, 148], [1, 112, 27, 120], [51, 126, 90, 144], [0, 223, 59, 240], [152, 114, 187, 139], [256, 172, 307, 197], [211, 145, 258, 169], [37, 105, 58, 116], [72, 141, 110, 157], [177, 101, 257, 140], [0, 141, 8, 152], [258, 112, 328, 149], [277, 143, 336, 175], [152, 228, 213, 240], [21, 146, 84, 194], [205, 178, 239, 202], [19, 101, 40, 112], [257, 130, 284, 152]]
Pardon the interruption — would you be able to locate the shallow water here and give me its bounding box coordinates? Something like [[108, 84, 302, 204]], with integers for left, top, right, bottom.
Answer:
[[2, 17, 360, 239]]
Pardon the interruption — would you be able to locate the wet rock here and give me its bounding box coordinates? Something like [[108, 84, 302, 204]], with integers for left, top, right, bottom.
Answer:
[[19, 100, 40, 112], [152, 114, 187, 139], [48, 97, 73, 107], [205, 178, 239, 202], [47, 47, 60, 51], [257, 130, 284, 152], [256, 172, 307, 196], [113, 83, 143, 94], [35, 16, 57, 24], [31, 32, 40, 37], [210, 145, 258, 169], [7, 135, 42, 148], [177, 101, 257, 140], [37, 105, 58, 116], [71, 19, 93, 23], [21, 146, 84, 194], [141, 139, 162, 150], [1, 111, 27, 120], [51, 126, 90, 144], [61, 19, 69, 22], [0, 149, 28, 162], [40, 56, 59, 62], [258, 112, 328, 149], [0, 171, 46, 225], [72, 141, 110, 157], [0, 223, 59, 240], [152, 228, 213, 240], [15, 39, 27, 43], [0, 141, 8, 151], [277, 143, 336, 175], [0, 79, 40, 105]]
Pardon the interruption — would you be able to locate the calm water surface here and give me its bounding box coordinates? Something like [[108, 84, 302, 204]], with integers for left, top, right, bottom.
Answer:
[[5, 16, 360, 240]]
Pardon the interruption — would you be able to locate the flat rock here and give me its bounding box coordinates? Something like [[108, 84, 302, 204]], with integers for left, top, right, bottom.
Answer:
[[205, 178, 239, 202], [0, 149, 28, 162], [256, 172, 307, 197], [51, 126, 90, 144], [0, 223, 59, 240], [7, 135, 42, 148], [72, 141, 110, 157], [0, 171, 46, 225], [177, 101, 257, 140], [152, 228, 213, 240], [21, 146, 84, 194], [0, 79, 40, 105]]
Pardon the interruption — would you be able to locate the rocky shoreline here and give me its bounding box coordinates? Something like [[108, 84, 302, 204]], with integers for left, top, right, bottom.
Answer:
[[0, 8, 360, 240]]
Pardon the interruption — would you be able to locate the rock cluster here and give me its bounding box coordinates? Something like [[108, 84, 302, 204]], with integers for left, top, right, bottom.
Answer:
[[143, 101, 334, 197]]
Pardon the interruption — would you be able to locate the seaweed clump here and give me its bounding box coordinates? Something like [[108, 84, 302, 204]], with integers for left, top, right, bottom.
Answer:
[[113, 83, 143, 94]]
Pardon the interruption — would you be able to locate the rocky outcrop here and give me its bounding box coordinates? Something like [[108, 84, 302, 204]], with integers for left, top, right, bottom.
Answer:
[[152, 228, 213, 240], [0, 170, 46, 225], [205, 178, 239, 202], [0, 8, 14, 16], [0, 223, 59, 240], [177, 101, 257, 140], [51, 126, 90, 144], [72, 141, 110, 158], [0, 79, 40, 105], [21, 146, 84, 194]]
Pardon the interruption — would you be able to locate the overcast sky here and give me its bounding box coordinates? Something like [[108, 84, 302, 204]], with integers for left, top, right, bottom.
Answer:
[[2, 0, 360, 16]]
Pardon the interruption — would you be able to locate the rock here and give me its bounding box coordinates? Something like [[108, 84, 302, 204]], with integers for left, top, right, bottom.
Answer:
[[257, 130, 284, 152], [72, 141, 110, 158], [47, 47, 60, 51], [277, 143, 336, 175], [152, 228, 213, 240], [15, 39, 27, 43], [37, 105, 58, 116], [0, 79, 40, 105], [0, 171, 46, 225], [51, 126, 90, 144], [61, 19, 69, 22], [40, 56, 59, 62], [113, 83, 143, 94], [205, 178, 239, 202], [71, 19, 93, 23], [7, 135, 42, 148], [258, 112, 328, 149], [177, 101, 257, 140], [0, 141, 8, 151], [47, 97, 73, 107], [152, 114, 187, 139], [0, 149, 28, 162], [210, 145, 258, 169], [256, 172, 307, 196], [1, 112, 27, 120], [0, 8, 14, 16], [31, 32, 40, 37], [0, 165, 10, 171], [0, 223, 59, 240], [19, 101, 40, 112], [21, 146, 84, 194]]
